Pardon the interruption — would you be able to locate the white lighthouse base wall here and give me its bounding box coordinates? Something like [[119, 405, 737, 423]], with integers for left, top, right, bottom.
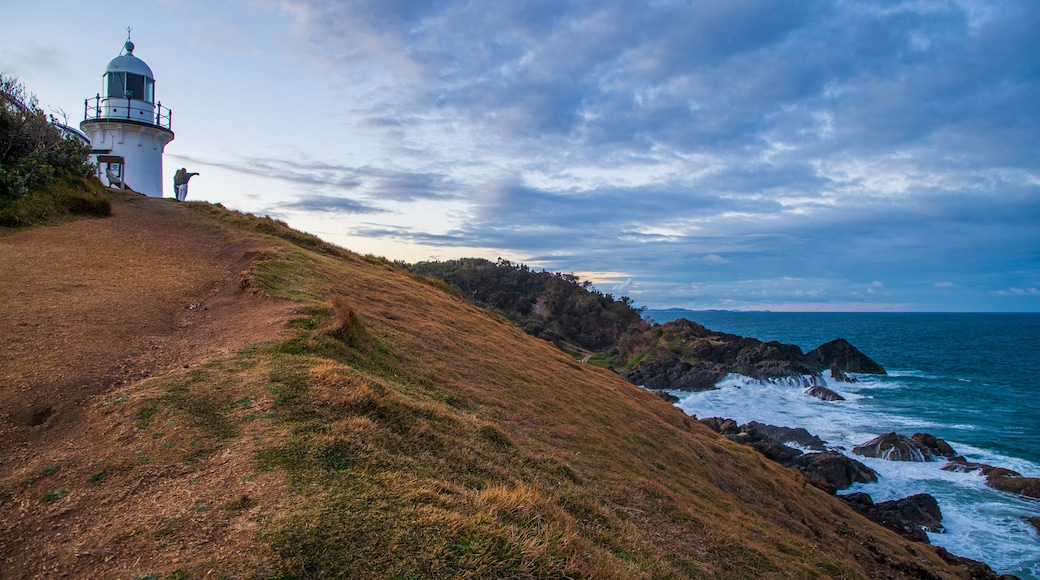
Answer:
[[82, 121, 173, 198]]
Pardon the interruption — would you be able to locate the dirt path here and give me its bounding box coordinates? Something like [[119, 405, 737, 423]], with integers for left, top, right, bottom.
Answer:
[[0, 194, 294, 467]]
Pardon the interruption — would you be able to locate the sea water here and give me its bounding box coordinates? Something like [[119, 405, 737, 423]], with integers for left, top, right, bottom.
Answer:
[[642, 311, 1040, 579]]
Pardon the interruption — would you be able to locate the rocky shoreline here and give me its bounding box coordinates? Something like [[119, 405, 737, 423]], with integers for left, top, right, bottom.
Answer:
[[618, 318, 886, 394], [699, 417, 1025, 579], [623, 321, 1034, 579]]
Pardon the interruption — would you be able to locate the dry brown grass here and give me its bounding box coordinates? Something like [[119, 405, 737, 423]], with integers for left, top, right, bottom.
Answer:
[[0, 195, 984, 579]]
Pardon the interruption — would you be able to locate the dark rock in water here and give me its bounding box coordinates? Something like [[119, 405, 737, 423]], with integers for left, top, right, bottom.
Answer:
[[790, 452, 877, 492], [699, 417, 739, 435], [618, 321, 828, 391], [1026, 516, 1040, 534], [805, 385, 845, 401], [986, 471, 1040, 499], [940, 456, 988, 473], [979, 465, 1019, 480], [942, 458, 1040, 498], [740, 436, 803, 465], [622, 360, 725, 392], [828, 365, 857, 383], [840, 492, 943, 543], [933, 546, 1023, 580], [853, 432, 922, 461], [840, 491, 875, 510], [702, 418, 879, 496], [805, 338, 886, 375], [744, 421, 827, 451], [877, 494, 945, 534], [700, 417, 806, 465], [619, 319, 886, 395], [911, 433, 957, 459], [984, 466, 1022, 478], [651, 390, 680, 404], [852, 432, 952, 462]]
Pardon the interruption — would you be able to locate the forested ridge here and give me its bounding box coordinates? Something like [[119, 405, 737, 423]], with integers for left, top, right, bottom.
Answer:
[[407, 257, 648, 352]]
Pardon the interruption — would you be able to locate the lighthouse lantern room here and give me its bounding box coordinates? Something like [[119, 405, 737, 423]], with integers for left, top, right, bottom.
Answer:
[[80, 33, 174, 198]]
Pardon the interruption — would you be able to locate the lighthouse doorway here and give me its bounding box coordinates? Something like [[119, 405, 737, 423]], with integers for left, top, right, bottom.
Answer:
[[97, 154, 125, 189]]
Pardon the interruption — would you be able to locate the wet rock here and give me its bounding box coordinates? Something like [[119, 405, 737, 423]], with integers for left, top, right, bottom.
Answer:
[[700, 418, 805, 465], [744, 421, 828, 451], [699, 417, 739, 435], [1026, 517, 1040, 534], [911, 433, 957, 459], [805, 385, 845, 401], [986, 471, 1040, 499], [940, 456, 988, 473], [934, 546, 1023, 580], [942, 458, 1040, 498], [828, 365, 857, 383], [790, 452, 877, 492], [618, 321, 828, 391], [805, 338, 886, 375], [651, 390, 680, 404], [741, 437, 803, 465], [852, 432, 952, 462], [622, 360, 724, 392], [839, 492, 943, 543]]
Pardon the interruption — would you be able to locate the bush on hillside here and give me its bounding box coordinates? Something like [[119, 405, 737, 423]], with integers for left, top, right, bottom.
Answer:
[[0, 74, 109, 226], [408, 258, 647, 351]]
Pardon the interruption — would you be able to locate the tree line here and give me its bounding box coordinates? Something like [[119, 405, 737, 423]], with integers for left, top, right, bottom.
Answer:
[[408, 257, 648, 352]]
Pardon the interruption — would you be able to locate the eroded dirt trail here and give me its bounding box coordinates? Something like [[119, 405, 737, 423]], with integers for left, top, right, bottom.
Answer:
[[0, 195, 294, 465]]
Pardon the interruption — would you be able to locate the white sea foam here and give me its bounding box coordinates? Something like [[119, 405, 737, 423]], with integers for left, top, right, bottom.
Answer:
[[674, 372, 1040, 579]]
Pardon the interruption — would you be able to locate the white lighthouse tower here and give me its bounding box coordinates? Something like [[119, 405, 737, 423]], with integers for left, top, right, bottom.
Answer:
[[80, 35, 174, 198]]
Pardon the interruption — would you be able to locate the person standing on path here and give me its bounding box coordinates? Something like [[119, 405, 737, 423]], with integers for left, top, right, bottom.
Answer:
[[173, 168, 199, 201]]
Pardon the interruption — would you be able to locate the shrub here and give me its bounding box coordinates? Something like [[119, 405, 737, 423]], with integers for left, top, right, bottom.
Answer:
[[1, 74, 94, 201], [328, 295, 370, 349]]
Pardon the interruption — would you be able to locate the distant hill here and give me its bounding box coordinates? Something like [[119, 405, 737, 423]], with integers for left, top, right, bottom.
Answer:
[[0, 190, 993, 578]]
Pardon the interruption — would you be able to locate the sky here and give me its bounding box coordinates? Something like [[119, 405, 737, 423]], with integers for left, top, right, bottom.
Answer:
[[2, 0, 1038, 312]]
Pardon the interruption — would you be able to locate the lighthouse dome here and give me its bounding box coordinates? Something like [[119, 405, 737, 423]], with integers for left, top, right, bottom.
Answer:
[[104, 41, 154, 79], [102, 40, 156, 102]]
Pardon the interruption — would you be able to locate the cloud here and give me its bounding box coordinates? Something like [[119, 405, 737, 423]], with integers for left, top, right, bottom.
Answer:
[[268, 0, 1040, 311], [0, 39, 70, 79], [279, 194, 386, 214]]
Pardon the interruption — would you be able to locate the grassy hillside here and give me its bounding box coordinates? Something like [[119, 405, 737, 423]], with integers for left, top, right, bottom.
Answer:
[[0, 196, 986, 578]]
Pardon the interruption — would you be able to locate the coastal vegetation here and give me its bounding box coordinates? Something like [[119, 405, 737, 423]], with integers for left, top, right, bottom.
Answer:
[[0, 74, 107, 227], [404, 261, 857, 383], [408, 257, 647, 351]]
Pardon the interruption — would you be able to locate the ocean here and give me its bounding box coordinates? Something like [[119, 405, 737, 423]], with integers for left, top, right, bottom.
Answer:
[[642, 311, 1040, 579]]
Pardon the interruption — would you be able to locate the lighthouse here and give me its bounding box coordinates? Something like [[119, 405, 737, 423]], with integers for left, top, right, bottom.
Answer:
[[80, 35, 174, 198]]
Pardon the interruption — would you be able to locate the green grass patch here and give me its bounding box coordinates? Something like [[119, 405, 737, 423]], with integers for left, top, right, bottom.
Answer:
[[133, 404, 159, 429], [0, 176, 111, 229], [226, 495, 256, 512], [42, 489, 67, 502], [624, 352, 645, 370], [586, 352, 617, 368]]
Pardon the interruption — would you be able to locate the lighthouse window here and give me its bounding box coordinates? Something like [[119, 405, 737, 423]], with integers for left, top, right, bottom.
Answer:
[[106, 73, 125, 99], [126, 74, 146, 101], [105, 73, 153, 102]]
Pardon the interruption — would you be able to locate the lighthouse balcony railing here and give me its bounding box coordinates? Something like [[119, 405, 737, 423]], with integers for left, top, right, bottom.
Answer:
[[83, 94, 172, 131]]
